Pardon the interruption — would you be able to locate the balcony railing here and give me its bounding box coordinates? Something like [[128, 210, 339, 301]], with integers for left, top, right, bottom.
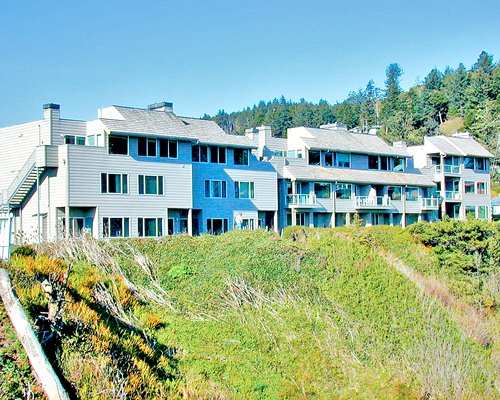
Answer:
[[354, 196, 391, 208], [435, 165, 461, 174], [421, 197, 440, 210], [445, 191, 462, 201], [286, 194, 317, 207]]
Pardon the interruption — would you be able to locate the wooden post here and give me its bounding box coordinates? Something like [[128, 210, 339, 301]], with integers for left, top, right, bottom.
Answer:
[[0, 269, 70, 400]]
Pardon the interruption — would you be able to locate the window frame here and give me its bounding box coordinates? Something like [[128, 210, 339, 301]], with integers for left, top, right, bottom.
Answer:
[[138, 175, 164, 195], [210, 146, 227, 164], [388, 186, 402, 200], [464, 181, 475, 194], [336, 152, 351, 168], [138, 217, 163, 237], [192, 144, 209, 162], [101, 173, 128, 194], [234, 181, 255, 199], [102, 217, 130, 238], [336, 183, 352, 199], [108, 135, 129, 155], [207, 218, 229, 235], [405, 186, 419, 201], [159, 138, 178, 158], [476, 182, 486, 194], [314, 182, 332, 199], [204, 180, 227, 198], [234, 148, 249, 165]]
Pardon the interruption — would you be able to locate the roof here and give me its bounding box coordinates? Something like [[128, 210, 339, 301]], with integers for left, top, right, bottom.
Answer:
[[492, 196, 500, 206], [283, 165, 436, 187], [296, 127, 409, 157], [426, 136, 494, 158], [98, 106, 255, 148]]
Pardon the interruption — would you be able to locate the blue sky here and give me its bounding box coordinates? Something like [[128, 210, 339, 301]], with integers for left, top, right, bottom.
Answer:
[[1, 0, 499, 126]]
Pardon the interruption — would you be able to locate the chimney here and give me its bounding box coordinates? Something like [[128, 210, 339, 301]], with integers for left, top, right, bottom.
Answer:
[[147, 101, 174, 113], [320, 122, 347, 131], [43, 103, 60, 121], [393, 140, 407, 148], [452, 132, 473, 139]]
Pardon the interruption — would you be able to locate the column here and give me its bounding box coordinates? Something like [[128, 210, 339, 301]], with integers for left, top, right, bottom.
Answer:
[[188, 208, 193, 236]]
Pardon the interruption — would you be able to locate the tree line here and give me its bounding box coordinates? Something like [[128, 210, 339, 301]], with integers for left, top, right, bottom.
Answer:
[[205, 51, 499, 152]]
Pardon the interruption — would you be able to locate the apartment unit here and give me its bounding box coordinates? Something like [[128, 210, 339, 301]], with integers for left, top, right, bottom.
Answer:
[[246, 124, 439, 230], [0, 103, 277, 247], [407, 133, 494, 220], [0, 102, 493, 254]]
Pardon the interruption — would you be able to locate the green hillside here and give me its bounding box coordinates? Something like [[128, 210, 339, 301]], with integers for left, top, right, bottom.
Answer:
[[1, 222, 499, 399]]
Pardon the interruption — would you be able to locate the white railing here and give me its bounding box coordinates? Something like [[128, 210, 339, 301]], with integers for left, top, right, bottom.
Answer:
[[445, 191, 462, 200], [421, 197, 440, 209], [3, 150, 37, 206], [354, 196, 391, 208], [286, 194, 317, 206], [436, 165, 460, 174]]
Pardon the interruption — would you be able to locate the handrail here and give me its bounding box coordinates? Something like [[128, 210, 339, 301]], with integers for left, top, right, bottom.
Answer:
[[436, 165, 460, 174], [445, 191, 462, 200], [421, 197, 440, 209], [355, 196, 391, 207], [5, 150, 37, 204], [286, 194, 317, 206]]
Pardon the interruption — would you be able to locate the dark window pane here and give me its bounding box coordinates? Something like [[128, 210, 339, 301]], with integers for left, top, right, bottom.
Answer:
[[201, 146, 208, 162], [219, 147, 226, 164], [138, 218, 143, 237], [101, 173, 107, 193], [368, 155, 379, 169], [169, 141, 177, 158], [159, 139, 168, 157], [138, 175, 144, 194], [109, 136, 128, 155], [138, 137, 147, 156], [309, 151, 321, 166], [210, 146, 218, 163], [147, 138, 157, 157], [158, 176, 163, 195]]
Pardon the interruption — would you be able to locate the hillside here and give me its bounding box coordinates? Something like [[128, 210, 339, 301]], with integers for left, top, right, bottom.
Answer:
[[1, 222, 499, 399]]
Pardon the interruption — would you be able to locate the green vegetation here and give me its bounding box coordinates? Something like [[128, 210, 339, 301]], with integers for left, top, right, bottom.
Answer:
[[206, 51, 499, 154], [2, 222, 499, 399]]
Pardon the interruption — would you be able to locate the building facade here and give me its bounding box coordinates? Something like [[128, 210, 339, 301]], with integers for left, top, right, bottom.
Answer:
[[0, 103, 493, 250]]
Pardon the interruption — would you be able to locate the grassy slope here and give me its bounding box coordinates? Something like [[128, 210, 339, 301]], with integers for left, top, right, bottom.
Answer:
[[4, 226, 499, 399]]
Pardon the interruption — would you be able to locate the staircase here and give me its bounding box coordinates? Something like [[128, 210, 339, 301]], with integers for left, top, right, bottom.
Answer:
[[1, 150, 44, 211]]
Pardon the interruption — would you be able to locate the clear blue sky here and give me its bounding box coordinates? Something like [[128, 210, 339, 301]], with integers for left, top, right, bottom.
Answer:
[[1, 0, 499, 126]]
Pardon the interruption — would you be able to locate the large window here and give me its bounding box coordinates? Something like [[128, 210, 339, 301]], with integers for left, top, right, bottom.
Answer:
[[205, 180, 227, 198], [308, 151, 321, 166], [101, 173, 128, 194], [388, 186, 402, 200], [138, 175, 163, 195], [476, 182, 486, 194], [324, 152, 334, 167], [102, 217, 129, 238], [476, 158, 487, 171], [159, 139, 177, 158], [464, 157, 474, 169], [207, 218, 229, 235], [234, 148, 249, 165], [406, 187, 419, 201], [192, 144, 208, 162], [336, 153, 350, 168], [138, 218, 163, 237], [336, 183, 352, 199], [65, 135, 86, 145], [109, 136, 128, 155], [314, 182, 331, 199], [138, 137, 157, 157], [234, 182, 255, 199], [464, 181, 475, 194], [210, 146, 226, 164], [368, 155, 389, 170]]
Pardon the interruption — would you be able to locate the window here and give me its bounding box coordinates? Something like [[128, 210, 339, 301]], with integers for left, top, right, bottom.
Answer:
[[138, 175, 163, 195], [478, 206, 487, 219], [464, 181, 475, 194], [324, 152, 334, 167], [393, 158, 404, 172], [102, 217, 129, 238], [406, 187, 419, 201], [336, 183, 352, 199], [192, 144, 208, 162], [234, 148, 249, 165], [287, 150, 303, 158], [205, 180, 227, 198], [466, 206, 476, 218], [476, 158, 487, 171], [388, 186, 402, 200], [308, 151, 321, 166], [380, 156, 389, 171], [464, 157, 474, 169], [273, 150, 286, 157], [101, 173, 128, 194], [314, 182, 331, 199], [138, 218, 163, 237], [159, 139, 177, 158], [65, 135, 85, 145], [476, 182, 486, 194], [210, 146, 226, 164], [109, 136, 128, 155], [368, 155, 379, 170], [234, 182, 255, 199], [207, 218, 229, 235], [336, 153, 350, 168]]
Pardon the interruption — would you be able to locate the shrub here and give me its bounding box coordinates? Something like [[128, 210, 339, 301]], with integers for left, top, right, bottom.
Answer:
[[11, 245, 36, 258]]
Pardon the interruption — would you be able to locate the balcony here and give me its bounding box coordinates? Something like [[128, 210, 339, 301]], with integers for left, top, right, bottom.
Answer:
[[445, 191, 462, 201], [435, 165, 461, 175], [354, 196, 391, 209], [286, 194, 317, 208], [421, 197, 440, 210]]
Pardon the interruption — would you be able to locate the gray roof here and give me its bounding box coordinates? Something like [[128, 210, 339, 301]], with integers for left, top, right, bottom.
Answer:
[[99, 106, 255, 148], [426, 136, 494, 158], [283, 165, 435, 187], [492, 196, 500, 206], [298, 127, 409, 157]]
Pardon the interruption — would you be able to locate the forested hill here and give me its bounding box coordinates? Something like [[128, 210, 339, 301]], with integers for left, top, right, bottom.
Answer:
[[205, 51, 499, 151]]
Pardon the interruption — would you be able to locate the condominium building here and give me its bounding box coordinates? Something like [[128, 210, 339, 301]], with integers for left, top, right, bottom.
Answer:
[[0, 102, 493, 256]]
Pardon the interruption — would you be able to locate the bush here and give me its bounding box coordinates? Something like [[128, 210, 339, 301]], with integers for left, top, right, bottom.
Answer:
[[11, 245, 36, 258]]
